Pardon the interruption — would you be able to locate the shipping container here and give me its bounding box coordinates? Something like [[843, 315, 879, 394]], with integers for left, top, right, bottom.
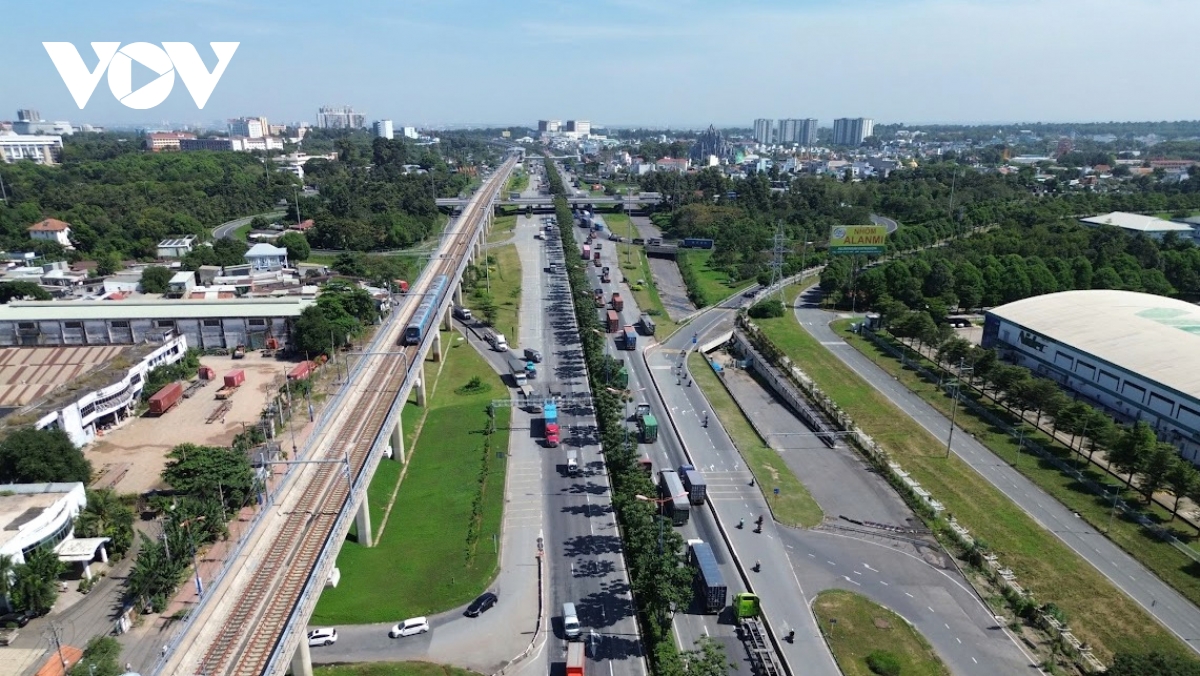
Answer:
[[610, 293, 624, 312], [689, 541, 727, 613], [566, 642, 585, 676], [639, 414, 659, 443], [658, 469, 690, 526], [582, 244, 592, 260], [223, 369, 246, 388], [544, 401, 558, 426], [680, 466, 708, 505], [622, 326, 637, 350], [197, 366, 216, 380], [287, 361, 316, 381], [593, 252, 601, 266], [606, 310, 620, 333], [148, 382, 184, 415]]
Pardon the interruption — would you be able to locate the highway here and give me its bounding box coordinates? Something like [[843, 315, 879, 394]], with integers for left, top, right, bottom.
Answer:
[[211, 210, 286, 240], [793, 287, 1200, 654], [159, 155, 520, 676]]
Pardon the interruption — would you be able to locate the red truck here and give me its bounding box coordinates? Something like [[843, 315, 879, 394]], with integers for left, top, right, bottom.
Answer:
[[611, 292, 624, 312], [148, 382, 183, 415], [606, 310, 620, 333], [395, 279, 410, 294], [566, 642, 585, 676], [593, 251, 601, 266], [582, 244, 592, 260]]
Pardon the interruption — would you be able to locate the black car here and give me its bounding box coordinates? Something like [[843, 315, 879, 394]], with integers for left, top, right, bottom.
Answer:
[[0, 610, 35, 627], [465, 592, 498, 617]]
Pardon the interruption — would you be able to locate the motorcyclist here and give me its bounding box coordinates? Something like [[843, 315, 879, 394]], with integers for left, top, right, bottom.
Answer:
[[738, 518, 744, 529]]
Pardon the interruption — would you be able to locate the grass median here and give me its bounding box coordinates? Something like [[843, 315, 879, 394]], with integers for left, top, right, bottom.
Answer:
[[464, 244, 522, 340], [753, 292, 1188, 661], [316, 663, 481, 676], [678, 249, 756, 306], [833, 320, 1200, 616], [688, 351, 822, 527], [615, 239, 679, 337], [813, 590, 949, 676], [313, 335, 510, 624], [487, 214, 517, 244]]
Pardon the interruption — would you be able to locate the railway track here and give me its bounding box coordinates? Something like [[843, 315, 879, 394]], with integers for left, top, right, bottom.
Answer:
[[177, 157, 517, 676]]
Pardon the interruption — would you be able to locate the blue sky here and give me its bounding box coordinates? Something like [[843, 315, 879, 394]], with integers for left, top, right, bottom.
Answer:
[[2, 0, 1197, 129]]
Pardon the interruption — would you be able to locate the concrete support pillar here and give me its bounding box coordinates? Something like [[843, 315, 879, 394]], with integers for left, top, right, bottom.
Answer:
[[356, 495, 374, 547], [391, 414, 405, 463], [454, 283, 464, 306], [432, 329, 443, 362], [416, 368, 428, 408], [292, 633, 314, 676], [99, 545, 108, 564], [441, 305, 452, 331]]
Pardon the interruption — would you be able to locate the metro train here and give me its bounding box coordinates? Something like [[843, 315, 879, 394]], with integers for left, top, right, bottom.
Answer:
[[402, 274, 450, 345]]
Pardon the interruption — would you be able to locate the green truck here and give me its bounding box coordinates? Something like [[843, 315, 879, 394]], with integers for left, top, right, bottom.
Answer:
[[732, 592, 762, 619], [638, 414, 658, 443]]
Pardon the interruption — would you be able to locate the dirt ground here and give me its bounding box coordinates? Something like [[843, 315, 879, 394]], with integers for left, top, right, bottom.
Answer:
[[87, 354, 293, 495]]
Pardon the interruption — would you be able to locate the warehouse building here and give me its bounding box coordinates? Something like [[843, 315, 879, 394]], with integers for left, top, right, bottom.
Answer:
[[0, 298, 312, 350], [983, 290, 1200, 463]]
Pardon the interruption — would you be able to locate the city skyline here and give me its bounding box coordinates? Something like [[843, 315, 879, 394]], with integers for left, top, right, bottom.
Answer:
[[1, 0, 1198, 128]]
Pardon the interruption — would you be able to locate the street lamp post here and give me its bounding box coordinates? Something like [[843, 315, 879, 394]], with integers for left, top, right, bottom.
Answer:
[[179, 515, 206, 597], [945, 358, 973, 459], [636, 492, 688, 555]]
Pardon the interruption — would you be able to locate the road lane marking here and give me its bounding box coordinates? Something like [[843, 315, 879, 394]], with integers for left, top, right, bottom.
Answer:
[[928, 607, 935, 613], [863, 563, 878, 572], [879, 581, 888, 586], [972, 657, 978, 664], [827, 561, 836, 566], [904, 592, 914, 598], [843, 576, 861, 586], [956, 637, 961, 644]]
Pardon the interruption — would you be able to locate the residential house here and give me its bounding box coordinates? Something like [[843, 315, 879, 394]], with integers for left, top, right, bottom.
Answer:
[[244, 243, 289, 271], [28, 218, 73, 247]]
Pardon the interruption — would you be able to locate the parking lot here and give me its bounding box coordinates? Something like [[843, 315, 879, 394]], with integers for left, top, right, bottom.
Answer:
[[87, 354, 293, 495]]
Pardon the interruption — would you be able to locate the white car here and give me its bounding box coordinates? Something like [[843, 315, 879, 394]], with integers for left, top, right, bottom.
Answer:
[[389, 617, 430, 638], [307, 628, 338, 647]]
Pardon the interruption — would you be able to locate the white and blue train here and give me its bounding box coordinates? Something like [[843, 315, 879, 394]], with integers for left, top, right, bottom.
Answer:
[[402, 274, 450, 345]]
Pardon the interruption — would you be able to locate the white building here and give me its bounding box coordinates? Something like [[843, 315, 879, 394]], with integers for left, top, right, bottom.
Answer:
[[832, 118, 875, 146], [317, 105, 365, 129], [984, 290, 1200, 464], [245, 243, 289, 271], [1079, 212, 1196, 241], [28, 218, 73, 247], [753, 118, 774, 145], [229, 117, 266, 138], [0, 133, 64, 164], [0, 483, 95, 567], [401, 126, 418, 140], [374, 120, 394, 140], [565, 120, 590, 136], [33, 334, 189, 446], [232, 136, 285, 152], [168, 271, 196, 296], [778, 118, 818, 145], [157, 236, 197, 258]]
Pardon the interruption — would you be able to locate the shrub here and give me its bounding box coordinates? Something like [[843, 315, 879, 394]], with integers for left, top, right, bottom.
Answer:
[[748, 299, 785, 319], [866, 649, 902, 676]]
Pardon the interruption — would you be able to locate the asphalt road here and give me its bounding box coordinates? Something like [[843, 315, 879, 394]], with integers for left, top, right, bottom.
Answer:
[[869, 214, 899, 234], [630, 215, 696, 322], [211, 210, 286, 240], [793, 286, 1200, 654]]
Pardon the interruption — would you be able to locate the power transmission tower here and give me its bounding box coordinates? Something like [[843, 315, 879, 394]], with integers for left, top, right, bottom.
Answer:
[[770, 221, 788, 301]]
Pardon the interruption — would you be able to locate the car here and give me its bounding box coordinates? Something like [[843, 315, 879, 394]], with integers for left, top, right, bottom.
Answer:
[[0, 610, 35, 628], [307, 628, 338, 647], [465, 591, 499, 617], [389, 617, 430, 638], [743, 288, 758, 298]]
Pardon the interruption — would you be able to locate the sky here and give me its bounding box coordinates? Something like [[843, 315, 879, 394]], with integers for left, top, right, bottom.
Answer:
[[1, 0, 1197, 129]]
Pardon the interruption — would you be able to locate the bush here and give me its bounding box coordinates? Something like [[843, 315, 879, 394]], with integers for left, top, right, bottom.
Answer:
[[748, 299, 785, 318], [866, 649, 902, 676]]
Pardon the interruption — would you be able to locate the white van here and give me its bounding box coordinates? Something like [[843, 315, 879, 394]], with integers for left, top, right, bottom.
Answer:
[[562, 602, 581, 639]]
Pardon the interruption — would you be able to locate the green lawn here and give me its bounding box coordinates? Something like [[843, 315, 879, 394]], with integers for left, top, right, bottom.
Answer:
[[752, 288, 1188, 661], [615, 239, 679, 338], [679, 249, 756, 306], [315, 663, 481, 676], [487, 215, 517, 244], [313, 335, 511, 624], [835, 321, 1200, 613], [688, 352, 822, 527], [463, 244, 521, 340], [506, 171, 529, 195], [813, 590, 949, 676]]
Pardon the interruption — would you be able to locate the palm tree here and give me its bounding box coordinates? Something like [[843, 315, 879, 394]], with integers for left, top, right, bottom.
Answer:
[[76, 488, 134, 558], [0, 554, 15, 612]]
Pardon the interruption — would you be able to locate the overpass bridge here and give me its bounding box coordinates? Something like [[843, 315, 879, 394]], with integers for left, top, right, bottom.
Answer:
[[158, 154, 521, 676], [436, 193, 662, 209]]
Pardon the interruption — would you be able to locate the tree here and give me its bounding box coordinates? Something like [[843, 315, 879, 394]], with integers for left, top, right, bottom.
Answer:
[[1165, 459, 1198, 519], [990, 365, 1030, 411], [1111, 421, 1157, 487], [69, 636, 123, 676], [95, 251, 122, 277], [1012, 378, 1063, 426], [140, 265, 174, 294], [0, 281, 51, 303], [680, 637, 733, 676], [75, 489, 136, 558], [747, 299, 785, 318], [0, 428, 91, 484], [1107, 651, 1200, 676], [0, 554, 14, 612], [12, 546, 65, 614], [1140, 443, 1180, 504], [277, 231, 311, 262], [162, 444, 256, 508]]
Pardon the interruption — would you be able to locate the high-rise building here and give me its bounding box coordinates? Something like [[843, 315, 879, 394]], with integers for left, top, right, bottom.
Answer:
[[401, 126, 419, 140], [317, 106, 366, 129], [17, 109, 40, 123], [778, 119, 818, 145], [538, 120, 561, 133], [373, 120, 394, 140], [565, 120, 590, 136], [229, 117, 265, 138], [753, 119, 774, 145], [832, 118, 875, 146]]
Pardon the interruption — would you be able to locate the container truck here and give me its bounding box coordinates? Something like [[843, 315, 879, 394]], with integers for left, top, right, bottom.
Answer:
[[593, 288, 605, 307], [638, 414, 659, 443], [148, 382, 184, 415], [486, 331, 508, 351], [582, 244, 592, 260], [601, 267, 611, 283], [546, 423, 560, 447], [610, 293, 624, 312], [606, 310, 620, 333], [566, 642, 585, 676], [508, 356, 529, 387], [638, 314, 656, 336], [396, 280, 410, 294], [689, 541, 727, 613], [593, 252, 601, 266], [622, 325, 637, 350], [733, 592, 762, 619], [678, 465, 708, 505], [658, 469, 690, 526], [613, 364, 629, 389]]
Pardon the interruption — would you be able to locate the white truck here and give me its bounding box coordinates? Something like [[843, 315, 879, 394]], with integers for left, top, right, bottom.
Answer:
[[566, 449, 581, 476], [487, 331, 509, 352]]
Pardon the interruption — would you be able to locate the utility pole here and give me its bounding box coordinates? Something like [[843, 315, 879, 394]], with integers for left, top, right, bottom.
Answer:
[[945, 357, 973, 459], [46, 621, 68, 668]]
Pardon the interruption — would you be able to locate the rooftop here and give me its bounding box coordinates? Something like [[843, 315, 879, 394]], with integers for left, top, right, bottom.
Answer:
[[0, 297, 313, 322], [1079, 212, 1193, 233], [245, 243, 287, 257], [0, 483, 81, 553], [28, 218, 70, 232], [989, 290, 1200, 400]]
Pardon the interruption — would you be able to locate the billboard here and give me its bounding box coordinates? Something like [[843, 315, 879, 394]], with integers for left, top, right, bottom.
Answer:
[[829, 225, 887, 256]]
